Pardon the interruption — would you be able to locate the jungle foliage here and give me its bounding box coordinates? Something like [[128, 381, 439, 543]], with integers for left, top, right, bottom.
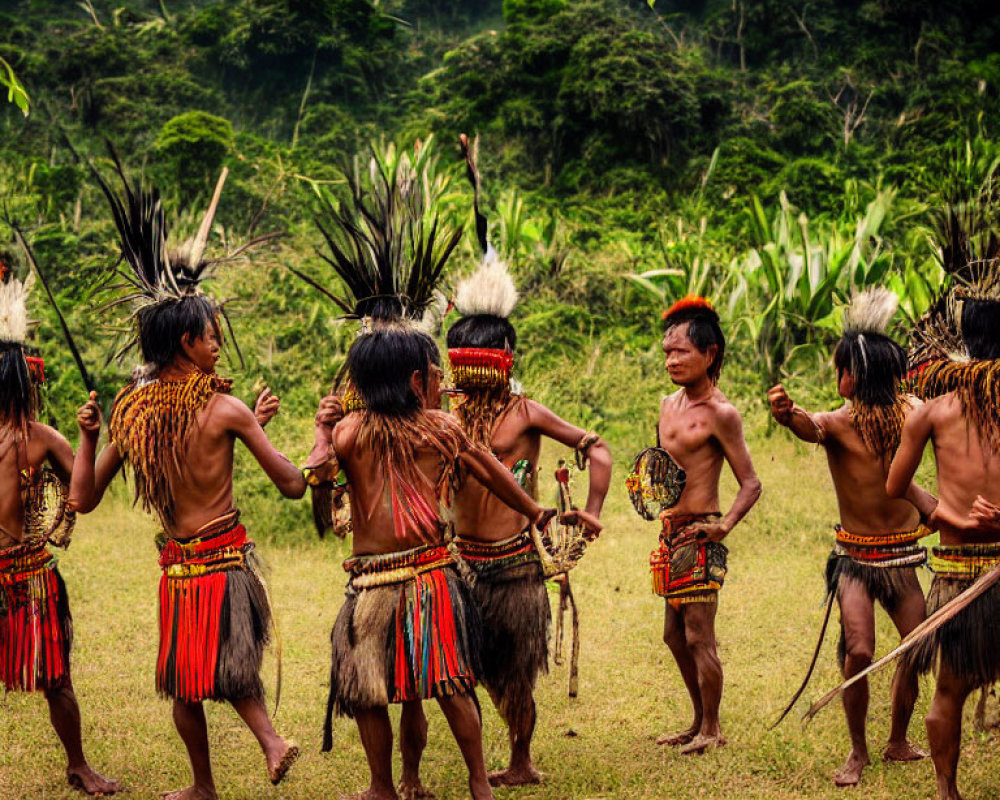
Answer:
[[0, 0, 998, 536]]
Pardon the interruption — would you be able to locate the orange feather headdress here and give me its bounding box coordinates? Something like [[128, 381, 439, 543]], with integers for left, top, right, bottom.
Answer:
[[662, 295, 715, 321]]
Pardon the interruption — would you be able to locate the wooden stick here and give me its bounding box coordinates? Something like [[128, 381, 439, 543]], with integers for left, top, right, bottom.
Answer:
[[804, 563, 1000, 722]]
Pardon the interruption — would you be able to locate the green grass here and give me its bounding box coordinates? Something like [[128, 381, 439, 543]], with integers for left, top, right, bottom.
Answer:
[[1, 433, 998, 800]]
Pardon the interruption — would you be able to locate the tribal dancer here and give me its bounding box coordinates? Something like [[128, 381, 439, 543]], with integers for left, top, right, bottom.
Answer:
[[69, 160, 302, 800], [300, 142, 557, 800], [406, 140, 611, 787], [887, 244, 1000, 799], [0, 256, 120, 795], [654, 296, 760, 754], [769, 288, 932, 785]]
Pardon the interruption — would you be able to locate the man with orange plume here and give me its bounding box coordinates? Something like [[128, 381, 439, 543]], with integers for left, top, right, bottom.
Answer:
[[653, 295, 761, 754]]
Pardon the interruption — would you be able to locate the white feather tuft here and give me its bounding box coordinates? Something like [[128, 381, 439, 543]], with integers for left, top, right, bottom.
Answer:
[[0, 271, 34, 344], [843, 287, 898, 336], [453, 246, 518, 319]]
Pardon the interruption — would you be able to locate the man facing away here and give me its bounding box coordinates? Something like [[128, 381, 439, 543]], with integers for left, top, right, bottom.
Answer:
[[887, 294, 1000, 800], [0, 264, 120, 795], [70, 294, 304, 800], [395, 257, 612, 791], [309, 323, 558, 800], [769, 288, 932, 786], [654, 296, 761, 754]]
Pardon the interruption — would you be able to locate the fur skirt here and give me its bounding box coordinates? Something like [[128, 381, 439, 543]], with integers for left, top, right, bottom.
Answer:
[[323, 547, 480, 750]]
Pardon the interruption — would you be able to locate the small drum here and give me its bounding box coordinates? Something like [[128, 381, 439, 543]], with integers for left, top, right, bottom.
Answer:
[[625, 447, 686, 520]]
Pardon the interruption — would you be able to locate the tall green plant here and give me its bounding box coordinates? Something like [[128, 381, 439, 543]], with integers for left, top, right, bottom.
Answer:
[[729, 189, 898, 390], [0, 57, 29, 116]]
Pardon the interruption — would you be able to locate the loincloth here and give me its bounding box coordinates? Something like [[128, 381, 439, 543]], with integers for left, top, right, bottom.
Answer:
[[0, 540, 72, 692], [456, 533, 549, 722], [156, 511, 271, 703], [908, 543, 1000, 689], [650, 512, 727, 606], [831, 525, 927, 613], [323, 544, 480, 747]]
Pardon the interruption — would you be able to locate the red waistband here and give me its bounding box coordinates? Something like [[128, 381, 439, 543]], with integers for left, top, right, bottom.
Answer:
[[159, 522, 247, 569]]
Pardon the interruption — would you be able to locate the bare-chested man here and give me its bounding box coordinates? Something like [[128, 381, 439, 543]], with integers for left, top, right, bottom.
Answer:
[[654, 296, 761, 754], [310, 323, 557, 800], [768, 288, 931, 786], [69, 294, 303, 800], [887, 296, 1000, 800], [0, 265, 120, 795], [391, 257, 611, 790]]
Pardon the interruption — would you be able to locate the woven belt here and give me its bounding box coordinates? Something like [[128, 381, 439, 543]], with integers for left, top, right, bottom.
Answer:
[[344, 545, 454, 590], [928, 544, 1000, 579], [0, 542, 53, 585], [159, 512, 249, 579]]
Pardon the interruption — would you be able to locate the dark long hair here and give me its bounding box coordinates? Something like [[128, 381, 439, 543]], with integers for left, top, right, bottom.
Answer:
[[0, 342, 36, 428], [961, 298, 1000, 360], [346, 326, 439, 417], [834, 332, 906, 405], [136, 294, 220, 371], [446, 313, 517, 351], [663, 307, 726, 382]]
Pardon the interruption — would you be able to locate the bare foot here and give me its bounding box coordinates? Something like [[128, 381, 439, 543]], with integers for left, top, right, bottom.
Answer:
[[343, 789, 398, 800], [268, 739, 300, 785], [67, 765, 123, 796], [656, 726, 698, 747], [679, 733, 727, 755], [832, 749, 870, 786], [488, 764, 543, 787], [160, 787, 216, 800], [883, 740, 928, 762], [397, 778, 436, 799]]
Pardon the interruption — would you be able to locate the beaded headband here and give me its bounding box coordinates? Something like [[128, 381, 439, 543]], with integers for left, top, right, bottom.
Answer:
[[448, 347, 514, 390]]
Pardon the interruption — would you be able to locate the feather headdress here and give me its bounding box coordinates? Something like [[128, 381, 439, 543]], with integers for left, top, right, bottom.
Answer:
[[842, 287, 897, 336], [291, 137, 462, 325], [836, 288, 908, 455], [910, 196, 1000, 367], [94, 148, 276, 363], [453, 134, 519, 321], [0, 260, 33, 344]]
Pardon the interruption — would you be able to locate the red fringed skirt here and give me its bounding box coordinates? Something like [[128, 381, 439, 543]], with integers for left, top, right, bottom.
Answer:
[[0, 541, 72, 692], [157, 513, 271, 703]]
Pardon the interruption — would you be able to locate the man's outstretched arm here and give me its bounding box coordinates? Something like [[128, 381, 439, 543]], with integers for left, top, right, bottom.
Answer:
[[526, 400, 610, 532], [768, 384, 827, 444], [223, 395, 307, 499], [69, 392, 123, 513]]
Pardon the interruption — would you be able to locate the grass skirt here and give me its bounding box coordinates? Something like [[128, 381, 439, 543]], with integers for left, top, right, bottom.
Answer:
[[459, 533, 550, 728], [0, 541, 72, 692], [323, 546, 480, 749], [908, 545, 1000, 688]]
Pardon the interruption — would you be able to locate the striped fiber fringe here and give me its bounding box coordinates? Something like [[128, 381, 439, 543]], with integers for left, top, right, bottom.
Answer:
[[456, 532, 540, 581], [110, 370, 232, 526], [324, 561, 480, 747], [355, 409, 470, 543], [156, 522, 270, 703], [453, 387, 517, 447], [913, 359, 1000, 454], [850, 396, 907, 456], [0, 545, 72, 692]]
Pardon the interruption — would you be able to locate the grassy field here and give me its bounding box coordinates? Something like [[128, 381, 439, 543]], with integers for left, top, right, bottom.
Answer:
[[1, 433, 998, 800]]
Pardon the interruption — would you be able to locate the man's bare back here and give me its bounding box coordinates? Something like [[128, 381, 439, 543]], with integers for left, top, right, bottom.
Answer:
[[808, 405, 919, 535], [890, 393, 1000, 544], [0, 422, 72, 547]]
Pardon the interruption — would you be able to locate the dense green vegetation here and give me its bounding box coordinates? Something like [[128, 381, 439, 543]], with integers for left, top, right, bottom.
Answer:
[[1, 0, 998, 536]]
